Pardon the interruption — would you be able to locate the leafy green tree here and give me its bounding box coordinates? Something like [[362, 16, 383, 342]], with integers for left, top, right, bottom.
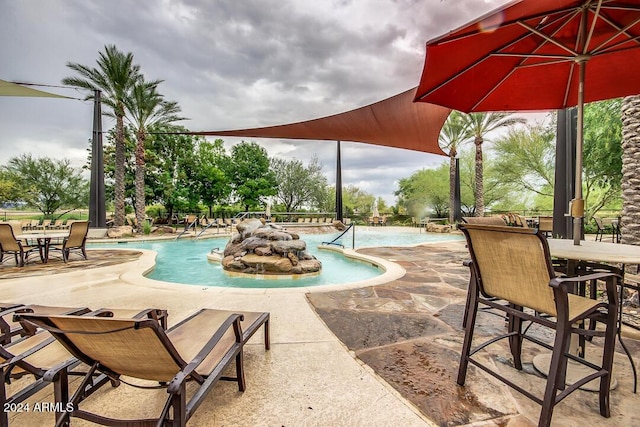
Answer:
[[4, 154, 88, 217], [464, 112, 526, 216], [194, 139, 231, 217], [123, 79, 184, 231], [271, 155, 328, 211], [342, 185, 376, 217], [0, 170, 19, 206], [583, 99, 623, 219], [144, 125, 199, 219], [63, 44, 142, 226], [396, 163, 450, 218], [439, 111, 471, 223], [226, 142, 278, 211], [492, 124, 556, 197]]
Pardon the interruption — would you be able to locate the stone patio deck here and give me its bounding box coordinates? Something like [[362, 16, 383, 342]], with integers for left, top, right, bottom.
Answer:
[[0, 231, 638, 426]]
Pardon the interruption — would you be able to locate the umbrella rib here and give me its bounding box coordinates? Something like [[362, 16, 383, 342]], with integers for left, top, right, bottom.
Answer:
[[518, 21, 578, 56], [591, 15, 640, 54], [583, 0, 604, 54], [470, 67, 518, 111]]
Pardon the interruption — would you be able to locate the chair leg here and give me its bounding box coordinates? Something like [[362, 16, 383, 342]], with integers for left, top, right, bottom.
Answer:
[[599, 307, 618, 417], [0, 368, 8, 427], [236, 349, 246, 392], [539, 321, 571, 427], [457, 286, 479, 386], [508, 304, 524, 370]]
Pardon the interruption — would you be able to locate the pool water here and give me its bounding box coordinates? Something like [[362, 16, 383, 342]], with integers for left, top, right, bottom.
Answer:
[[95, 230, 462, 289]]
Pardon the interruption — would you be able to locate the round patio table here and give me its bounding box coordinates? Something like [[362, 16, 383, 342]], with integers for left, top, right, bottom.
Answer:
[[15, 232, 69, 263], [533, 239, 640, 391]]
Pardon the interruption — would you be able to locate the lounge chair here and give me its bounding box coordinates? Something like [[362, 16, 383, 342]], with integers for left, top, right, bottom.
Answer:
[[19, 308, 270, 427], [48, 220, 90, 263], [2, 307, 167, 427], [458, 224, 619, 427], [0, 304, 91, 345], [0, 223, 41, 267]]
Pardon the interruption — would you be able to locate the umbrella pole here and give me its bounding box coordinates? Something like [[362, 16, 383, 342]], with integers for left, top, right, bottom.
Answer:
[[572, 58, 587, 245]]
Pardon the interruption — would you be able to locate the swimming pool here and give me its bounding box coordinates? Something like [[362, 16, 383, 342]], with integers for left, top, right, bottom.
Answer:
[[95, 230, 462, 289]]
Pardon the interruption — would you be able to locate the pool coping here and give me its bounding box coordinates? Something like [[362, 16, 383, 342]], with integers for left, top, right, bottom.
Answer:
[[93, 229, 464, 294]]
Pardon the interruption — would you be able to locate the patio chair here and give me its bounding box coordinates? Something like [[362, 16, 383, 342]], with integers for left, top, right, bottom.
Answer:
[[1, 307, 167, 427], [458, 224, 619, 427], [18, 308, 270, 427], [592, 216, 611, 242], [537, 216, 554, 237], [462, 216, 507, 226], [0, 304, 91, 345], [48, 220, 90, 263], [0, 222, 41, 267]]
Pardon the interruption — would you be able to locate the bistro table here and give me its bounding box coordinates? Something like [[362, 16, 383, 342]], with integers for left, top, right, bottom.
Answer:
[[15, 232, 69, 264], [533, 239, 640, 391]]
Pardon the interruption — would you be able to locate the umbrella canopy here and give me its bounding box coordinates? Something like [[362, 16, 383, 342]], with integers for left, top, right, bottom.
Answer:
[[414, 0, 640, 244]]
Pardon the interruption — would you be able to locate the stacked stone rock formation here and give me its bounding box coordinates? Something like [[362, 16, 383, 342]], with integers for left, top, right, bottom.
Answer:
[[221, 218, 322, 275]]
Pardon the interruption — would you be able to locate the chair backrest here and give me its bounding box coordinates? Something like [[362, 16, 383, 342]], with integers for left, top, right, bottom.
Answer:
[[593, 216, 604, 230], [0, 223, 21, 252], [19, 314, 185, 382], [537, 216, 553, 233], [459, 224, 557, 316], [462, 216, 507, 226], [66, 221, 90, 248]]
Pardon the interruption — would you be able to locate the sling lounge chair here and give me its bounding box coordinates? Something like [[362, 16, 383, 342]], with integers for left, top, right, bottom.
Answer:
[[0, 304, 91, 345], [458, 224, 619, 427], [1, 308, 167, 427], [19, 308, 270, 427]]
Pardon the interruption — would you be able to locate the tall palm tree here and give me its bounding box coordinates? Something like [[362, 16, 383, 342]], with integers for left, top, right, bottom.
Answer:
[[621, 95, 640, 246], [439, 111, 471, 223], [63, 45, 141, 227], [464, 112, 526, 216], [123, 79, 184, 232]]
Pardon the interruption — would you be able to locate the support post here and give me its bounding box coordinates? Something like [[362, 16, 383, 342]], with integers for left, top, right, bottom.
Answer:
[[89, 90, 106, 228], [335, 141, 343, 222]]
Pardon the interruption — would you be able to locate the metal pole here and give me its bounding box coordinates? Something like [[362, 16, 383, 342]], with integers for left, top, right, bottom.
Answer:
[[453, 158, 462, 223], [89, 90, 106, 228], [335, 141, 343, 222]]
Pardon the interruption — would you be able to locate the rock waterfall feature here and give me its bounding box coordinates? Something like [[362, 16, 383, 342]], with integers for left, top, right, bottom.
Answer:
[[220, 218, 322, 276]]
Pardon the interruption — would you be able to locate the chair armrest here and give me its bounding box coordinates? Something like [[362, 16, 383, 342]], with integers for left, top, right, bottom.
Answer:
[[167, 313, 244, 393], [550, 272, 621, 306]]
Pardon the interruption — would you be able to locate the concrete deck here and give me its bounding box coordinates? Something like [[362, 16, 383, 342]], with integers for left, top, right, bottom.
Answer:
[[0, 227, 638, 426]]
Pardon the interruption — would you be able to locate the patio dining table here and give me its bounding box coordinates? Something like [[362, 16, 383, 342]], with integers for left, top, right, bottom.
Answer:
[[15, 232, 69, 264], [533, 238, 640, 391]]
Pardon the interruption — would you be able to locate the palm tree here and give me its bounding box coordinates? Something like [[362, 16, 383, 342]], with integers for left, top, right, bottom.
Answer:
[[123, 79, 184, 232], [621, 95, 640, 246], [464, 112, 526, 216], [63, 45, 141, 227], [439, 111, 471, 223]]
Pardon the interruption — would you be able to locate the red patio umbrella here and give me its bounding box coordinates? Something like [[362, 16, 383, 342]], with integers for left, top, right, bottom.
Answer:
[[414, 0, 640, 245]]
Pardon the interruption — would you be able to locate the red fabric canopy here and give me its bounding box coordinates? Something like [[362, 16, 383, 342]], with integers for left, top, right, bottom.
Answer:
[[414, 0, 640, 112], [194, 87, 450, 156]]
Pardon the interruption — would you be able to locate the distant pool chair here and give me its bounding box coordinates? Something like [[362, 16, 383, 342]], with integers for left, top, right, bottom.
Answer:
[[0, 223, 41, 267], [49, 220, 90, 263]]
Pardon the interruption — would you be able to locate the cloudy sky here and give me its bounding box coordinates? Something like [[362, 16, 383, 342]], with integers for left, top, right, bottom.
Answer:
[[0, 0, 536, 205]]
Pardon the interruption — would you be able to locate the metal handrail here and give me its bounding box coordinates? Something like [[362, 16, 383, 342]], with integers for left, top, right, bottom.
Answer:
[[321, 223, 354, 249]]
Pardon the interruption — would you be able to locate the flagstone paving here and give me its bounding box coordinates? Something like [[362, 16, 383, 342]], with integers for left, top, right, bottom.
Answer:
[[307, 241, 640, 427]]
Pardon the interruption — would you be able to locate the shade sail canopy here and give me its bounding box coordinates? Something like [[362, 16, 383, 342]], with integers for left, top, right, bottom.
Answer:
[[414, 0, 640, 112], [0, 79, 72, 98], [194, 87, 451, 156]]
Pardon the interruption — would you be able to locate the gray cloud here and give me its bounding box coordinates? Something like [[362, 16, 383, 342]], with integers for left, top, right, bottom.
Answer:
[[0, 0, 515, 204]]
